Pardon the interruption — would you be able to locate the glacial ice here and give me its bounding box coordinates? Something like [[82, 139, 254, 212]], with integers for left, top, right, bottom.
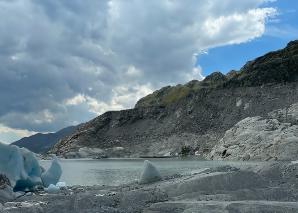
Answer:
[[45, 184, 60, 194], [0, 143, 43, 191], [0, 142, 62, 192], [14, 148, 43, 191], [0, 143, 23, 186], [56, 182, 66, 188], [41, 157, 62, 187], [139, 160, 162, 184]]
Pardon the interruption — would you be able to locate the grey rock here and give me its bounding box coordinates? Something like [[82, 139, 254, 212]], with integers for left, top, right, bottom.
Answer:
[[145, 201, 298, 213], [0, 175, 11, 189], [0, 187, 15, 204], [208, 103, 298, 161]]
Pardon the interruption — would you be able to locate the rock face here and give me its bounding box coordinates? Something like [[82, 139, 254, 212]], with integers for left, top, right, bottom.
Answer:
[[208, 103, 298, 161], [51, 40, 298, 158]]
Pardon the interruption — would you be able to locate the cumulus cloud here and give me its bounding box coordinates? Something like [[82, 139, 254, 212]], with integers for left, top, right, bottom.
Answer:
[[0, 0, 276, 139], [65, 83, 153, 115]]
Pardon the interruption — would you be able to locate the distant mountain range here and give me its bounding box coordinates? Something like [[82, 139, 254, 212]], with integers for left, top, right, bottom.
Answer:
[[50, 40, 298, 160], [12, 126, 77, 154]]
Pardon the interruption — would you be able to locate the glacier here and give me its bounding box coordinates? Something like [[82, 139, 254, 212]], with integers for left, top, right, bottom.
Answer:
[[0, 142, 62, 192]]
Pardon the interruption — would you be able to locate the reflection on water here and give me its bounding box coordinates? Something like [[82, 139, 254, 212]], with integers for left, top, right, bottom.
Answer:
[[40, 158, 263, 186]]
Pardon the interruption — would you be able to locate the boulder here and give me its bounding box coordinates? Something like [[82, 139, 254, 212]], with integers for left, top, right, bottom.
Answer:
[[0, 174, 15, 203], [0, 174, 11, 189], [208, 103, 298, 161]]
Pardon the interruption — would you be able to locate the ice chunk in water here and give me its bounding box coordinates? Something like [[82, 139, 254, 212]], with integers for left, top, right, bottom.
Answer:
[[0, 143, 43, 191], [45, 184, 60, 194], [56, 182, 66, 188], [41, 157, 62, 187], [0, 143, 23, 186], [14, 148, 43, 191], [139, 160, 162, 184], [0, 143, 64, 191]]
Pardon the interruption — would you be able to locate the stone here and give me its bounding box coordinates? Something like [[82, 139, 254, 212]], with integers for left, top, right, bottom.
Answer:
[[208, 103, 298, 161], [0, 174, 11, 189]]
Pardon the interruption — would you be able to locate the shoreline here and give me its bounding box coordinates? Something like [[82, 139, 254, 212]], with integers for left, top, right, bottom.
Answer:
[[2, 161, 298, 212]]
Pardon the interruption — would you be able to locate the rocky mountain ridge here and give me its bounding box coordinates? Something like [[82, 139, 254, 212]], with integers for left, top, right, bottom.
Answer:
[[136, 40, 298, 108], [13, 126, 77, 154], [51, 40, 298, 159]]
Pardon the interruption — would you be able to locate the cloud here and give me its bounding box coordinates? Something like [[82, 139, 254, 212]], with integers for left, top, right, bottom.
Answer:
[[64, 83, 153, 115], [65, 94, 87, 106], [0, 0, 276, 135], [0, 124, 37, 144]]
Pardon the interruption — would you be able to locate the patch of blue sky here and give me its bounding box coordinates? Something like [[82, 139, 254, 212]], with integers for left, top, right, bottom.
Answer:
[[197, 0, 298, 76]]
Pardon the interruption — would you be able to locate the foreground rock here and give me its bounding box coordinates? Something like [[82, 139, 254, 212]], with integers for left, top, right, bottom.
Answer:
[[208, 103, 298, 161], [0, 175, 15, 204], [2, 162, 298, 212]]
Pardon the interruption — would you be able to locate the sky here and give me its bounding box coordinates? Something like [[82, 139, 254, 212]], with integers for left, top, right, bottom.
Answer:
[[0, 0, 297, 143]]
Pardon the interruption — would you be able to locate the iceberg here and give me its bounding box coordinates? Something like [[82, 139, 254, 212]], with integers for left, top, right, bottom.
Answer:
[[0, 143, 23, 186], [41, 157, 62, 187], [0, 142, 62, 192], [56, 182, 66, 188], [45, 184, 60, 194], [139, 160, 162, 184], [14, 148, 43, 192]]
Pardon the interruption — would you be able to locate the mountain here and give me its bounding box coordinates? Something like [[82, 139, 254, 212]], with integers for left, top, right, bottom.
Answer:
[[50, 40, 298, 159], [12, 126, 77, 154]]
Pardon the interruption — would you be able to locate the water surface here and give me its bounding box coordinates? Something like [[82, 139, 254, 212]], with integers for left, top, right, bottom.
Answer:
[[40, 158, 262, 186]]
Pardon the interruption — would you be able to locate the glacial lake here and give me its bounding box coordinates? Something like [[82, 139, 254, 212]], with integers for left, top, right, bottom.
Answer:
[[40, 158, 263, 186]]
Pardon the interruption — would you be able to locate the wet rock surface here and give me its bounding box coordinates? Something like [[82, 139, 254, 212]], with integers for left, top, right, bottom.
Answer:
[[2, 162, 298, 212]]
